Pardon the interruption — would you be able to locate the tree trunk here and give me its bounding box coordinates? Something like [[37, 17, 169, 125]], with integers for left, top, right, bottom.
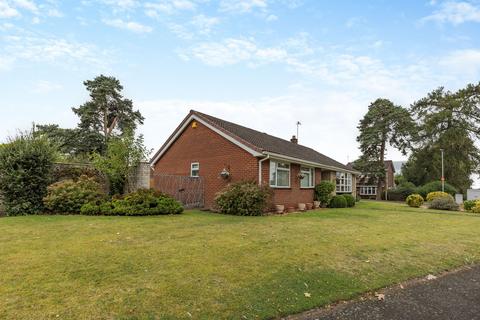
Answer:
[[376, 139, 386, 200]]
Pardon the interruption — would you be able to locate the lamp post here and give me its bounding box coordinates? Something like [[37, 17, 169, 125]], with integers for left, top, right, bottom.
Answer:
[[440, 148, 445, 192]]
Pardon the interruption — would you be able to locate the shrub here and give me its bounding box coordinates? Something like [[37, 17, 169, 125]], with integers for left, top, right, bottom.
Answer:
[[406, 194, 424, 208], [426, 191, 450, 202], [314, 181, 335, 206], [416, 181, 457, 199], [428, 195, 459, 211], [383, 182, 417, 201], [43, 175, 106, 214], [463, 200, 476, 211], [214, 181, 272, 216], [80, 189, 183, 216], [329, 195, 347, 208], [0, 132, 55, 216], [342, 194, 355, 207], [471, 201, 480, 214]]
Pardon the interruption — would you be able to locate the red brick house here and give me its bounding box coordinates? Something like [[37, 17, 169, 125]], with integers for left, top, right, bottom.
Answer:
[[347, 160, 396, 199], [150, 110, 359, 209]]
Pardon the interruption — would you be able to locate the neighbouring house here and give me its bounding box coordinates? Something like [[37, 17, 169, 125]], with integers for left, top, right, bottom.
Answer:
[[150, 110, 359, 209], [347, 160, 396, 199]]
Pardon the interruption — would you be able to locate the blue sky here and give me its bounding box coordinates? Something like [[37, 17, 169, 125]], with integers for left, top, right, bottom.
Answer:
[[1, 0, 480, 168]]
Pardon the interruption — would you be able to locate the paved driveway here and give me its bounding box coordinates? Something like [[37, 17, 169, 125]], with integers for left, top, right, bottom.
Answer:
[[285, 265, 480, 320]]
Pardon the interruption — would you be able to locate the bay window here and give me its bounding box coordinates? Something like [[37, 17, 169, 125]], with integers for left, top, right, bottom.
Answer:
[[269, 161, 290, 188], [336, 172, 352, 193], [300, 167, 314, 188]]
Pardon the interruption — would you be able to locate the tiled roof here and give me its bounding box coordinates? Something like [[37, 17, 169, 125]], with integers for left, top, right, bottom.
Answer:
[[192, 110, 353, 172]]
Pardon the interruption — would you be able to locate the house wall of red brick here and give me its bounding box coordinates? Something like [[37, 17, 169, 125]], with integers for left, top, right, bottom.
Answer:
[[260, 159, 323, 208], [152, 120, 258, 209]]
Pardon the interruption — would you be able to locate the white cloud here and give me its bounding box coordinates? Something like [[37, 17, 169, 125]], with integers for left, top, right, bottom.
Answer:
[[12, 0, 37, 13], [266, 14, 277, 21], [0, 1, 20, 18], [191, 14, 220, 34], [101, 0, 139, 10], [219, 0, 268, 13], [103, 18, 153, 33], [422, 1, 480, 25], [33, 80, 62, 93], [47, 8, 63, 17], [144, 0, 195, 16], [439, 49, 480, 76], [1, 33, 111, 70]]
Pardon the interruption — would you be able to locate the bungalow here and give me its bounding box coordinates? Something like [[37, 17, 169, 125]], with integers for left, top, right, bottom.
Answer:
[[150, 110, 359, 209]]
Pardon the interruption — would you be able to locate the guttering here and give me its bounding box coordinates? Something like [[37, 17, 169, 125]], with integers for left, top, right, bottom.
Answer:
[[263, 152, 361, 175], [258, 154, 270, 185]]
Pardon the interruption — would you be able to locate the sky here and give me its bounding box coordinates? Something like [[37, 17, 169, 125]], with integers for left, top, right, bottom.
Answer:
[[1, 0, 480, 168]]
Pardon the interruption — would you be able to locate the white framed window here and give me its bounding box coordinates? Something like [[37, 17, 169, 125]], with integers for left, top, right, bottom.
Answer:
[[190, 162, 199, 177], [336, 172, 352, 193], [300, 167, 315, 188], [359, 185, 377, 196], [269, 161, 290, 188]]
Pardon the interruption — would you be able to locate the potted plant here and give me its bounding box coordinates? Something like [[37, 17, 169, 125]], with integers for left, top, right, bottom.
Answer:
[[313, 200, 320, 208], [298, 203, 306, 211], [306, 203, 313, 210], [314, 181, 335, 208], [275, 204, 285, 214]]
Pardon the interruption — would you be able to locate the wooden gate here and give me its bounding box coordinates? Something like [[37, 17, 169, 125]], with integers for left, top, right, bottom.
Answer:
[[151, 174, 204, 209]]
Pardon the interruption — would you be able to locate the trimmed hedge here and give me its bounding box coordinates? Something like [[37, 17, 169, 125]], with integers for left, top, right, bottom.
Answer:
[[214, 181, 272, 216], [342, 194, 355, 207], [329, 195, 347, 208], [80, 189, 183, 216]]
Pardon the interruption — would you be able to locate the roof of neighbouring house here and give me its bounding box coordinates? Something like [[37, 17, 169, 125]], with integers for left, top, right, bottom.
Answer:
[[151, 110, 357, 173]]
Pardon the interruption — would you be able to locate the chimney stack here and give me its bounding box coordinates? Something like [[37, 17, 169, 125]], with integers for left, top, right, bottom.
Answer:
[[291, 135, 298, 144]]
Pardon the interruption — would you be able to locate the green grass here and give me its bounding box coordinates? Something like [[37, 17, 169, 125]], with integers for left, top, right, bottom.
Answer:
[[1, 201, 480, 319]]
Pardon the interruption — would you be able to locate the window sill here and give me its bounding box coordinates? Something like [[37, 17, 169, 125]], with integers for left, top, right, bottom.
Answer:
[[270, 186, 291, 189]]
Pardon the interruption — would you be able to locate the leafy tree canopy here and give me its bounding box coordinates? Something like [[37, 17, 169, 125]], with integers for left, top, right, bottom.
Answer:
[[355, 98, 415, 199], [72, 75, 144, 141], [404, 83, 480, 193]]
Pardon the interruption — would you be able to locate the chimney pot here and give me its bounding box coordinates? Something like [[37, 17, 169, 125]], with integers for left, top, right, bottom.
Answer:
[[291, 135, 298, 144]]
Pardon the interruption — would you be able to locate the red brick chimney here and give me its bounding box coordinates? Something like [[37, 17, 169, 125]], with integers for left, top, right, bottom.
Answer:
[[290, 135, 298, 144]]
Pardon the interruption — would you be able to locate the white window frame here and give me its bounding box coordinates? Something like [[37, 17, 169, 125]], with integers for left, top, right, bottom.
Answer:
[[359, 185, 377, 195], [190, 162, 199, 177], [269, 160, 291, 188], [300, 166, 315, 188], [336, 172, 352, 193]]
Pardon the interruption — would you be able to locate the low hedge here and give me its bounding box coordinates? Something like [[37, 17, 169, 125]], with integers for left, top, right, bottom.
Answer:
[[342, 194, 355, 207], [329, 195, 347, 208], [80, 189, 183, 216]]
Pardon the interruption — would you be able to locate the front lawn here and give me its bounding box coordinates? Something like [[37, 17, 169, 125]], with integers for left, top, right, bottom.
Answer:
[[1, 201, 480, 319]]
